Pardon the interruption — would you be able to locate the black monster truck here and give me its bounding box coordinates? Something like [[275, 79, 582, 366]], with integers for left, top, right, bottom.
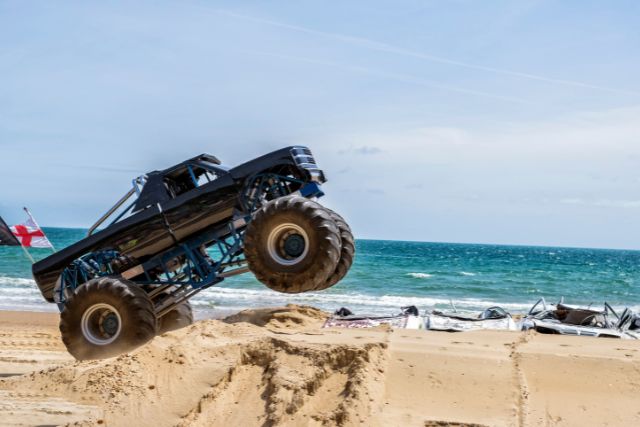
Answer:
[[32, 146, 355, 359]]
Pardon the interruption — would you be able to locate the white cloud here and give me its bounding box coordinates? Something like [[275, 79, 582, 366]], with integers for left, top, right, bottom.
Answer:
[[561, 198, 640, 208], [313, 105, 640, 167], [310, 105, 640, 247], [338, 145, 384, 155]]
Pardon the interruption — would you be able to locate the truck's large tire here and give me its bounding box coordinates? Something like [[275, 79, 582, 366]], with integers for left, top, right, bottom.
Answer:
[[315, 209, 355, 291], [59, 277, 157, 360], [244, 195, 341, 293], [158, 302, 194, 334]]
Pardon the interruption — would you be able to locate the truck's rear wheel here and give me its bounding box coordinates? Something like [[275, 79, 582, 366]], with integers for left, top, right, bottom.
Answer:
[[316, 209, 355, 291], [158, 302, 194, 334], [244, 195, 341, 293], [59, 277, 156, 360]]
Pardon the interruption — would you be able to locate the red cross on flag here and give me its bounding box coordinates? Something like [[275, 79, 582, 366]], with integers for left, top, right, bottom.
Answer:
[[10, 208, 54, 249]]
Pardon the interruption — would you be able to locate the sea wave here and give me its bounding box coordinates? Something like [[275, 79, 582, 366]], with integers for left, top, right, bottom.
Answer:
[[0, 274, 637, 316], [191, 285, 535, 313], [0, 286, 41, 295], [460, 272, 477, 276], [0, 276, 37, 286], [0, 294, 45, 302], [407, 273, 433, 279]]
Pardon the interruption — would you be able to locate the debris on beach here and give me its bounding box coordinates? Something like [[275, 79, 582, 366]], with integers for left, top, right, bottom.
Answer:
[[323, 305, 518, 332], [522, 298, 640, 339], [323, 306, 422, 329], [424, 306, 518, 332], [323, 299, 640, 338]]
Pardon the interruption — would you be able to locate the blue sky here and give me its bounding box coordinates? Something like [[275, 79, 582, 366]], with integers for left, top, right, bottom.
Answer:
[[1, 1, 639, 249]]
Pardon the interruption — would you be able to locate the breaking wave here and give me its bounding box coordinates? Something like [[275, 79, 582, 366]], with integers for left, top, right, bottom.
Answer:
[[0, 276, 37, 287], [191, 285, 535, 314], [406, 273, 433, 279]]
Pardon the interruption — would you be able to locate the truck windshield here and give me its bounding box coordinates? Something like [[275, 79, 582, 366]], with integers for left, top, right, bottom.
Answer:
[[164, 163, 221, 197]]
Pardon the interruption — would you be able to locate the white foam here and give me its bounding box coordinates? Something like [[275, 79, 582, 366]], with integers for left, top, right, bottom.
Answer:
[[0, 295, 44, 305], [460, 272, 477, 276], [0, 276, 55, 311], [0, 275, 636, 317], [407, 272, 433, 279], [0, 286, 41, 295], [0, 276, 37, 286], [191, 286, 535, 313]]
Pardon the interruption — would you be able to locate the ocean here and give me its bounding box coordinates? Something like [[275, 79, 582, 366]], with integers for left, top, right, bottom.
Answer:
[[1, 227, 639, 316]]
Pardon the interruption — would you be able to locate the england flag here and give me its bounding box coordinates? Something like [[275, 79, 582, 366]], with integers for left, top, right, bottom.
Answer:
[[10, 208, 54, 249]]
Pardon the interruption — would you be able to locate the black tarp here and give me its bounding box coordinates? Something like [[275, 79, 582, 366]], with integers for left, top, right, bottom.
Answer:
[[0, 216, 20, 246]]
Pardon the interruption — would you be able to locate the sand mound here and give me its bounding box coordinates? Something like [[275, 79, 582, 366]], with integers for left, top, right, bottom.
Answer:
[[224, 304, 329, 330], [178, 338, 386, 426], [1, 305, 386, 427]]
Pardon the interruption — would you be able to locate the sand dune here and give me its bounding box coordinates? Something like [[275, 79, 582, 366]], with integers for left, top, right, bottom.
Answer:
[[0, 305, 639, 426]]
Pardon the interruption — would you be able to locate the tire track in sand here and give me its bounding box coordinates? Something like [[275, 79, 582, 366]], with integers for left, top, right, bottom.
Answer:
[[508, 332, 531, 427]]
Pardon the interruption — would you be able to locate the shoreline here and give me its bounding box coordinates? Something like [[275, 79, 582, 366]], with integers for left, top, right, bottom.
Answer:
[[1, 305, 639, 426]]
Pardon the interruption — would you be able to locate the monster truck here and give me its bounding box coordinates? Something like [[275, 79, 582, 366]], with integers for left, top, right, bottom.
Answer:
[[31, 146, 355, 360]]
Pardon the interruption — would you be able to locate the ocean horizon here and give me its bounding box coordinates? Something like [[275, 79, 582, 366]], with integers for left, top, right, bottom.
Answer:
[[1, 227, 639, 316]]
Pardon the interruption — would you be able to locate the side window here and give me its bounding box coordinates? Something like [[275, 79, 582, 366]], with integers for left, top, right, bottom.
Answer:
[[196, 170, 217, 186], [162, 166, 218, 198], [164, 176, 195, 198]]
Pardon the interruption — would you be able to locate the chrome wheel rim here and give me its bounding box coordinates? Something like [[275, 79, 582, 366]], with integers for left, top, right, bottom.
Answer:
[[80, 303, 122, 346], [266, 223, 309, 266]]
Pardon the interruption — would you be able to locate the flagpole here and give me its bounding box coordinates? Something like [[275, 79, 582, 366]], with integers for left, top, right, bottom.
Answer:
[[23, 207, 56, 252], [18, 241, 35, 264]]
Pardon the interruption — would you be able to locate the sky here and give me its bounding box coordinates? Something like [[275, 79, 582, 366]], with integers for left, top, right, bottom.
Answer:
[[1, 0, 639, 249]]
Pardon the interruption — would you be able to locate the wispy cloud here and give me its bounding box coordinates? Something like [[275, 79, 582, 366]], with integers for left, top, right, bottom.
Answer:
[[404, 183, 424, 190], [354, 146, 383, 155], [245, 50, 532, 104], [338, 145, 384, 155], [560, 198, 640, 208], [220, 10, 639, 96], [53, 164, 145, 174]]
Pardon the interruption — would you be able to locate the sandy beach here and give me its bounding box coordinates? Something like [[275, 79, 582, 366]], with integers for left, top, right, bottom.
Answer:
[[0, 305, 639, 426]]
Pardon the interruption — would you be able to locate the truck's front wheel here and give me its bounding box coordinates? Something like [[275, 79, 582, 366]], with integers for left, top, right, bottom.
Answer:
[[59, 277, 157, 360], [244, 196, 341, 293]]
